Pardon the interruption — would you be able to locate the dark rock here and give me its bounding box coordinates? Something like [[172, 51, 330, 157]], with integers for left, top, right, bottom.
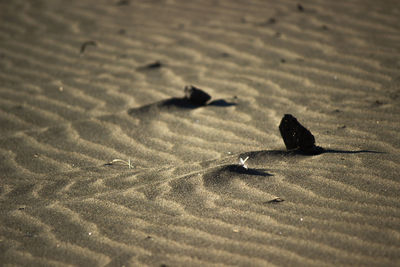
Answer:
[[184, 85, 211, 106], [297, 3, 304, 11], [279, 114, 321, 154]]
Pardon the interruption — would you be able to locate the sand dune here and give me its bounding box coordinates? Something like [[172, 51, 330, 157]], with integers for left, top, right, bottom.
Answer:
[[1, 0, 400, 266]]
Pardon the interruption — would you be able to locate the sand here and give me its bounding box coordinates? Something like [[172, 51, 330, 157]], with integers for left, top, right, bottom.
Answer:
[[1, 0, 399, 266]]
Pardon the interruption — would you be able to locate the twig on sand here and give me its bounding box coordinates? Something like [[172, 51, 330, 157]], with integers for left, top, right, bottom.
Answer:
[[105, 158, 134, 169]]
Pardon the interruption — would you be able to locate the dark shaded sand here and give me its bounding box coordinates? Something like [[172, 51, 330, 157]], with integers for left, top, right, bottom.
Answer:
[[1, 0, 400, 266]]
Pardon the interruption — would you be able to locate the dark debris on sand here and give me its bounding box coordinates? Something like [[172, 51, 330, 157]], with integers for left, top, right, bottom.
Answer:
[[159, 85, 212, 109], [184, 85, 211, 106], [297, 3, 304, 11], [137, 61, 163, 71], [128, 85, 236, 117], [80, 41, 97, 54], [279, 114, 323, 155]]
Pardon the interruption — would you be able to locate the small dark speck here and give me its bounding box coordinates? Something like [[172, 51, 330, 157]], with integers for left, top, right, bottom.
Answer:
[[322, 25, 329, 30], [160, 264, 168, 267], [80, 41, 97, 54], [145, 236, 152, 240], [221, 52, 230, 57], [138, 61, 163, 70], [118, 29, 126, 35], [280, 58, 286, 63], [18, 207, 25, 210], [275, 32, 281, 38], [116, 0, 129, 5], [297, 3, 304, 11], [268, 18, 276, 24], [338, 125, 346, 129], [334, 109, 341, 113], [374, 100, 384, 106]]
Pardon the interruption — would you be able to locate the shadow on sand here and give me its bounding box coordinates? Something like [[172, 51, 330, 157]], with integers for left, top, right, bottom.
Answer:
[[203, 164, 273, 187], [128, 97, 236, 117], [239, 148, 383, 159]]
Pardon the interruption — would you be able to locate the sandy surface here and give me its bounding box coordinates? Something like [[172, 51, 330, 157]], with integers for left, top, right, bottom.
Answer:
[[1, 0, 400, 266]]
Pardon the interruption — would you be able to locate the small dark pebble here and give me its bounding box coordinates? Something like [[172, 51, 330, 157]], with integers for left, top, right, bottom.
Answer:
[[374, 100, 384, 106], [280, 58, 286, 63], [18, 207, 25, 210], [322, 25, 329, 30], [279, 114, 322, 154], [144, 61, 162, 69], [160, 264, 168, 267], [338, 125, 346, 129], [265, 197, 284, 204], [80, 41, 97, 54], [184, 85, 211, 106], [268, 18, 276, 24], [118, 29, 126, 35], [297, 3, 304, 11]]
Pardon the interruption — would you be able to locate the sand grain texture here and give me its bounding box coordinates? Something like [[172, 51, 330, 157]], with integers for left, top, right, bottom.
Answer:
[[1, 0, 400, 266]]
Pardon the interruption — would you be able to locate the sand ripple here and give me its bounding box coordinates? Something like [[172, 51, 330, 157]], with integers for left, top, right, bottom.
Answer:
[[1, 0, 400, 266]]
